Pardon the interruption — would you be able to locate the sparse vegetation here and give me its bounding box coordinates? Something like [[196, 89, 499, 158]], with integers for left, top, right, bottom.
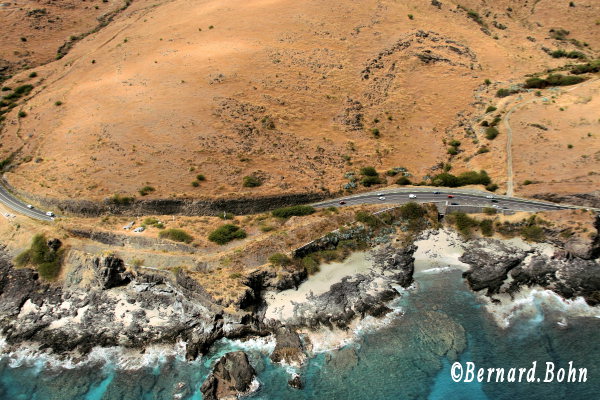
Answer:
[[159, 228, 193, 243], [571, 60, 600, 74], [272, 205, 315, 218], [208, 224, 246, 245], [268, 253, 292, 266], [110, 194, 134, 205], [550, 49, 585, 59], [138, 185, 155, 196], [485, 105, 497, 113]]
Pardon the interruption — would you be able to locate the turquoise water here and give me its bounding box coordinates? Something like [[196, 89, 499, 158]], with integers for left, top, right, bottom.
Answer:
[[1, 268, 598, 400]]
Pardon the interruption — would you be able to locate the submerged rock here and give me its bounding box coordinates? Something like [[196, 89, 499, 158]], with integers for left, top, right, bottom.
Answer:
[[200, 351, 257, 400]]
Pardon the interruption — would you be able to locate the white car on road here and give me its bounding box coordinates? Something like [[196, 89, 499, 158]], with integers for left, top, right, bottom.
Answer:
[[408, 194, 417, 199], [486, 195, 494, 199], [27, 204, 34, 209], [133, 227, 145, 233], [46, 211, 55, 217], [378, 196, 386, 200]]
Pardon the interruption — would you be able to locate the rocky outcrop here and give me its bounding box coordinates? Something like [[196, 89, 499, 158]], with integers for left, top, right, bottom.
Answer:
[[460, 239, 529, 295], [509, 255, 600, 306], [93, 255, 130, 289], [0, 248, 264, 359], [460, 236, 600, 306], [236, 267, 307, 310], [270, 326, 305, 365], [281, 245, 416, 329], [200, 351, 257, 400]]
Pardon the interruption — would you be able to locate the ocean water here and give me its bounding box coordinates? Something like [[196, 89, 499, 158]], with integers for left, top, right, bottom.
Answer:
[[1, 267, 599, 400]]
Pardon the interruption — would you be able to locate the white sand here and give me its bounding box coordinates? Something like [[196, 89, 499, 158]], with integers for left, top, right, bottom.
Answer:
[[264, 251, 373, 321], [413, 229, 470, 273]]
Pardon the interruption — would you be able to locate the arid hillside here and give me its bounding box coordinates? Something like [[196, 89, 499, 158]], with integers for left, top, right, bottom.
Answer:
[[0, 0, 599, 203]]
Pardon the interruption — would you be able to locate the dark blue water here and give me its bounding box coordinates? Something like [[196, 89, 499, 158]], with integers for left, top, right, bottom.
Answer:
[[1, 269, 598, 400]]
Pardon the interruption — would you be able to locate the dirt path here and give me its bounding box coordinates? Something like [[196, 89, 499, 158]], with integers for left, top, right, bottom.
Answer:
[[502, 78, 599, 197]]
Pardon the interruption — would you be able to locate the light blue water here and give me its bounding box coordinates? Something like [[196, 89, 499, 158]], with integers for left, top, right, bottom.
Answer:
[[1, 268, 598, 400]]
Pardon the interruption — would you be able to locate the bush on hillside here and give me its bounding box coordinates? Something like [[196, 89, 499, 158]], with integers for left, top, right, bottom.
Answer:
[[272, 205, 315, 218], [159, 228, 193, 243], [15, 234, 62, 280], [208, 224, 246, 245]]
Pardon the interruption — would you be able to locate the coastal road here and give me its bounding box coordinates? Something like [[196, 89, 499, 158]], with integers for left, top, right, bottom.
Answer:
[[312, 187, 588, 213], [0, 185, 54, 221]]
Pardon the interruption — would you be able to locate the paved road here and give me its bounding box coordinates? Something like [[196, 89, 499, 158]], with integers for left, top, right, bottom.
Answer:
[[0, 185, 54, 221], [312, 187, 588, 213]]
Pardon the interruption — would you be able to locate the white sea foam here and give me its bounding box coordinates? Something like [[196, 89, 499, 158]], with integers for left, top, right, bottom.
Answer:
[[481, 287, 600, 329], [0, 340, 192, 372]]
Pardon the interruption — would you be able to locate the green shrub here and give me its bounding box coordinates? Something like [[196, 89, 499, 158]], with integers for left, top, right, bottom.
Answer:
[[138, 185, 155, 196], [447, 146, 458, 155], [361, 175, 383, 186], [496, 88, 512, 98], [3, 84, 33, 100], [449, 139, 461, 147], [477, 146, 490, 154], [570, 60, 600, 74], [272, 205, 315, 218], [480, 219, 494, 236], [191, 181, 199, 187], [399, 202, 426, 220], [208, 224, 246, 244], [485, 105, 497, 113], [302, 256, 320, 275], [360, 166, 378, 176], [523, 179, 533, 185], [432, 172, 460, 187], [268, 253, 291, 266], [159, 228, 193, 243], [524, 74, 585, 89], [54, 101, 63, 106], [242, 175, 262, 187], [386, 169, 398, 176], [371, 128, 380, 138], [15, 234, 62, 280], [355, 211, 380, 228], [485, 183, 499, 192], [432, 171, 491, 187], [485, 127, 499, 140], [196, 174, 206, 181], [550, 49, 585, 59], [457, 170, 491, 186], [521, 225, 544, 242], [110, 194, 134, 205], [395, 176, 412, 185], [18, 111, 27, 118], [448, 212, 479, 235]]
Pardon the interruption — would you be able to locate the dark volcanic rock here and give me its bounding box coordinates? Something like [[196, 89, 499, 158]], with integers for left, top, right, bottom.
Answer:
[[288, 374, 303, 389], [200, 351, 257, 400], [281, 245, 416, 329], [460, 239, 529, 295], [93, 255, 130, 289], [270, 326, 305, 365]]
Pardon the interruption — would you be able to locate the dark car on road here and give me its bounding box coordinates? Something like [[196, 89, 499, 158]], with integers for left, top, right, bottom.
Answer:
[[339, 201, 346, 205], [447, 195, 454, 198]]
